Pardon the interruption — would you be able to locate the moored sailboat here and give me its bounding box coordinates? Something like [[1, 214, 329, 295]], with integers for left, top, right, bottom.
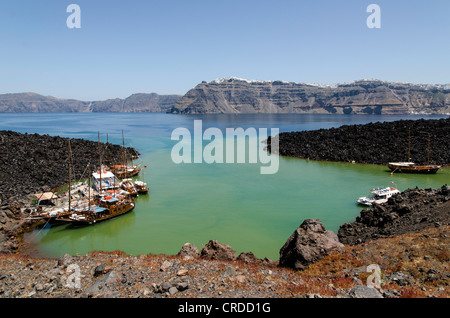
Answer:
[[58, 132, 136, 226], [62, 195, 135, 226], [109, 130, 142, 178], [35, 138, 89, 224], [388, 130, 441, 174]]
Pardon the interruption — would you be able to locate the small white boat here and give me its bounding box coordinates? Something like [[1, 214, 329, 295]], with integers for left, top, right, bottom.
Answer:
[[357, 187, 400, 206]]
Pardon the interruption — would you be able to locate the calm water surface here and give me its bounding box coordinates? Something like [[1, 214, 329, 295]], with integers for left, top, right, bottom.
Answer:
[[1, 113, 448, 260]]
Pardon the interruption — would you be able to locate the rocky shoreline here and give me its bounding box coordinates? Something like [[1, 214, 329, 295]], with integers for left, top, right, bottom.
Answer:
[[0, 221, 448, 299], [0, 130, 449, 299], [268, 118, 450, 165], [0, 186, 448, 299], [0, 130, 139, 255], [338, 185, 450, 245]]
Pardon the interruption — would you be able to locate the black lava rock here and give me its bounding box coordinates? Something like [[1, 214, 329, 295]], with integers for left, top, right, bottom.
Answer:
[[268, 118, 450, 165], [338, 185, 450, 245], [0, 130, 139, 202]]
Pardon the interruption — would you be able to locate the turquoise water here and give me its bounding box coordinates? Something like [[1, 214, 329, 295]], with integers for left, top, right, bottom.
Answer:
[[1, 113, 448, 260]]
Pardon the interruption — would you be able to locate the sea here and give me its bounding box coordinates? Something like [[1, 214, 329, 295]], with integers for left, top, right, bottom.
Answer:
[[0, 113, 448, 260]]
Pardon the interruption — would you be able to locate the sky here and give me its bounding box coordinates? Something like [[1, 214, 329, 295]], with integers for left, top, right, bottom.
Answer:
[[1, 0, 449, 100]]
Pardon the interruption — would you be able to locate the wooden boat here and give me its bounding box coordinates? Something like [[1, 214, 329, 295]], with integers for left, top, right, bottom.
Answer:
[[388, 162, 440, 174], [134, 180, 149, 194], [59, 196, 135, 226], [57, 133, 136, 226], [109, 130, 142, 178], [35, 138, 88, 225], [120, 178, 138, 197], [92, 169, 120, 192], [388, 130, 441, 174], [110, 164, 142, 178], [134, 169, 149, 194]]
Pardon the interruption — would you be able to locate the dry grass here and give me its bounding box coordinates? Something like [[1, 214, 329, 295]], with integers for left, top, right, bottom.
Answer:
[[295, 225, 450, 297]]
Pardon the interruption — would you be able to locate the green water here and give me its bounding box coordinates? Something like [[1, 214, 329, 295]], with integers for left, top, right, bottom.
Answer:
[[1, 113, 447, 261]]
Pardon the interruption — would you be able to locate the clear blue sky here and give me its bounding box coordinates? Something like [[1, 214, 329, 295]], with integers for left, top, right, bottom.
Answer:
[[1, 0, 449, 100]]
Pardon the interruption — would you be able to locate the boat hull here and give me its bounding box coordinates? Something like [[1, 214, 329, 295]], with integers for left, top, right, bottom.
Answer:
[[388, 164, 440, 174], [59, 202, 135, 227]]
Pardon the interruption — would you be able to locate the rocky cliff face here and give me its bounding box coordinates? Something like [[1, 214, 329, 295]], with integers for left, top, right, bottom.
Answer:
[[0, 93, 182, 113], [170, 78, 450, 115]]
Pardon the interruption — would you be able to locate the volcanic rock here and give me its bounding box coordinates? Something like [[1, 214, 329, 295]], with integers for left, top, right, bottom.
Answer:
[[347, 285, 383, 298], [0, 130, 139, 203], [279, 219, 343, 270], [268, 118, 450, 165], [200, 240, 238, 261], [177, 243, 200, 259], [338, 185, 450, 245]]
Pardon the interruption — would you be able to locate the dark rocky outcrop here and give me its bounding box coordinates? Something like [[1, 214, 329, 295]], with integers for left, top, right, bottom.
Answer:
[[0, 130, 140, 255], [171, 78, 450, 114], [279, 219, 343, 270], [0, 130, 139, 203], [268, 118, 450, 165], [338, 185, 450, 245]]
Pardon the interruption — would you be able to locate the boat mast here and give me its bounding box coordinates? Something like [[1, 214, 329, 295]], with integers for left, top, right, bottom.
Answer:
[[88, 164, 91, 211], [68, 138, 71, 214], [98, 132, 102, 195], [428, 133, 431, 166], [408, 128, 411, 162], [122, 129, 127, 179]]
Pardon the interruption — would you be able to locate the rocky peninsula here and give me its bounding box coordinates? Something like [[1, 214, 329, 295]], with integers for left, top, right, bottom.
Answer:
[[268, 117, 450, 165]]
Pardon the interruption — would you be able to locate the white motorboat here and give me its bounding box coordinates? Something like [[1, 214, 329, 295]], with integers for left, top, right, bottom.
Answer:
[[357, 187, 400, 206]]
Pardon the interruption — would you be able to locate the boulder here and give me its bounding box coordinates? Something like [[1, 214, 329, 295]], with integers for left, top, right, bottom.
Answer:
[[83, 270, 124, 297], [177, 242, 200, 259], [200, 240, 237, 261], [57, 253, 74, 267], [93, 263, 107, 277], [279, 219, 343, 270], [347, 285, 383, 298], [237, 252, 260, 264]]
